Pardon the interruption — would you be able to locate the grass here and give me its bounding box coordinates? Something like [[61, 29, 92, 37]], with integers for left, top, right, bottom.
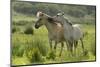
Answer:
[[11, 16, 96, 65]]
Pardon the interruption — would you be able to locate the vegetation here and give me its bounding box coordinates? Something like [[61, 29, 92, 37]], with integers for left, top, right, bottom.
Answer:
[[24, 26, 34, 35], [11, 1, 96, 66]]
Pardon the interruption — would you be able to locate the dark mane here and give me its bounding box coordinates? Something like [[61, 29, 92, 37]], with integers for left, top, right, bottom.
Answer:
[[47, 17, 57, 24], [47, 16, 73, 26], [65, 19, 72, 26]]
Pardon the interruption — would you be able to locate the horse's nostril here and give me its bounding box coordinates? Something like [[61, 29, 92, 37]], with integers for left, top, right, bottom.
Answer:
[[35, 25, 39, 29]]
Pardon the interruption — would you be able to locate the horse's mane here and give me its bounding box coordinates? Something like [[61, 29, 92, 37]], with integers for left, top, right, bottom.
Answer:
[[47, 16, 60, 25], [47, 16, 73, 27], [47, 17, 54, 22], [64, 18, 73, 26]]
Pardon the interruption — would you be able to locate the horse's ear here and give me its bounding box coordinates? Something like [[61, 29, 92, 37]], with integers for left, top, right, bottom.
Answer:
[[37, 11, 44, 17], [39, 12, 44, 16], [40, 13, 44, 16]]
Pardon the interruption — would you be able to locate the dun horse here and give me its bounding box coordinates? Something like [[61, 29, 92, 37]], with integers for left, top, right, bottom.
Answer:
[[35, 11, 66, 56]]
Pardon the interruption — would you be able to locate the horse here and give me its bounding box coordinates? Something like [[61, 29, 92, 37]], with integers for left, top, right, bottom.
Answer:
[[56, 12, 85, 56], [34, 11, 66, 56]]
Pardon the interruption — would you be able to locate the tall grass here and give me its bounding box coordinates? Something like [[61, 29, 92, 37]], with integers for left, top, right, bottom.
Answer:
[[12, 21, 96, 65], [12, 32, 49, 64]]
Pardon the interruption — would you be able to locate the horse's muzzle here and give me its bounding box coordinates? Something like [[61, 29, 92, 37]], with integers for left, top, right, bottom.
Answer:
[[35, 24, 39, 29]]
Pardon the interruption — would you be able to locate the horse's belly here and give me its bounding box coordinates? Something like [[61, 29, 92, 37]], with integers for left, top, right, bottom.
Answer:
[[73, 28, 83, 40], [50, 32, 65, 42]]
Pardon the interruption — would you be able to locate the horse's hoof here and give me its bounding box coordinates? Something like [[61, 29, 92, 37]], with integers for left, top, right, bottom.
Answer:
[[59, 54, 61, 57], [83, 50, 88, 56]]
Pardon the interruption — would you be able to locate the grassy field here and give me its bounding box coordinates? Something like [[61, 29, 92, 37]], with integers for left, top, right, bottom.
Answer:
[[11, 15, 96, 66]]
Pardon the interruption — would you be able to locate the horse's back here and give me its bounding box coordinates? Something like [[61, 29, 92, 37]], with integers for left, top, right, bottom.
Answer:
[[72, 24, 83, 40]]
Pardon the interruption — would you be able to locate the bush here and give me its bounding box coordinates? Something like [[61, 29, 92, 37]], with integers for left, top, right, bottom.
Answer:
[[34, 39, 48, 56], [25, 37, 49, 62], [24, 26, 34, 35], [46, 51, 56, 60], [13, 2, 34, 15], [26, 48, 43, 63], [12, 27, 16, 33], [12, 26, 20, 33], [13, 21, 28, 26]]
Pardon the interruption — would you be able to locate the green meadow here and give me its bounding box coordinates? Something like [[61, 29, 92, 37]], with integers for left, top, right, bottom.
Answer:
[[12, 16, 96, 66]]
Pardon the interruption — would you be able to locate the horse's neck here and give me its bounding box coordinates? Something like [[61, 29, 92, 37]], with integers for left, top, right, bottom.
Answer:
[[45, 22, 55, 34], [63, 22, 73, 39], [64, 22, 73, 31]]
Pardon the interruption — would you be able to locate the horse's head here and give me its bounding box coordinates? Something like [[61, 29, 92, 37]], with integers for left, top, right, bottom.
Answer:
[[35, 11, 48, 29]]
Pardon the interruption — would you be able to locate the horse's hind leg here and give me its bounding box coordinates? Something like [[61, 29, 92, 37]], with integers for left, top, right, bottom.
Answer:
[[59, 42, 64, 56], [74, 41, 78, 56], [80, 38, 85, 55], [54, 41, 57, 52], [68, 41, 73, 57]]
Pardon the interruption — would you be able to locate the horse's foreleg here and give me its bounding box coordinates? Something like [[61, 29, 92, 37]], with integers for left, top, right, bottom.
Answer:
[[54, 41, 57, 51], [49, 39, 52, 50], [74, 40, 78, 56], [66, 42, 69, 51], [59, 42, 64, 56]]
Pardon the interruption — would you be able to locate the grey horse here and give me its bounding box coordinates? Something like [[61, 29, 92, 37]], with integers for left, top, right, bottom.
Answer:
[[56, 12, 85, 56]]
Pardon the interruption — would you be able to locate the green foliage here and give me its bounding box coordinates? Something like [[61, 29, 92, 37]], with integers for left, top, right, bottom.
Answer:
[[90, 36, 96, 56], [13, 21, 28, 26], [24, 37, 49, 63], [46, 51, 56, 60], [12, 26, 16, 33], [12, 1, 95, 18], [11, 2, 96, 25], [12, 2, 34, 15], [24, 26, 34, 35], [26, 47, 43, 63], [12, 42, 25, 57], [67, 9, 85, 17], [25, 37, 48, 56], [12, 26, 20, 33], [12, 24, 96, 65]]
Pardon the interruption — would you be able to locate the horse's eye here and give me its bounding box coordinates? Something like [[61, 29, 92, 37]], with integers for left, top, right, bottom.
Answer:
[[39, 18, 42, 21]]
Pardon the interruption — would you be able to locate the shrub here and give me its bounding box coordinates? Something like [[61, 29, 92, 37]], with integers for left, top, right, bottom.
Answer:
[[12, 26, 20, 33], [25, 37, 49, 62], [26, 48, 43, 63], [34, 39, 48, 56], [24, 26, 34, 35], [13, 21, 28, 26], [46, 51, 56, 60], [12, 27, 16, 33]]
